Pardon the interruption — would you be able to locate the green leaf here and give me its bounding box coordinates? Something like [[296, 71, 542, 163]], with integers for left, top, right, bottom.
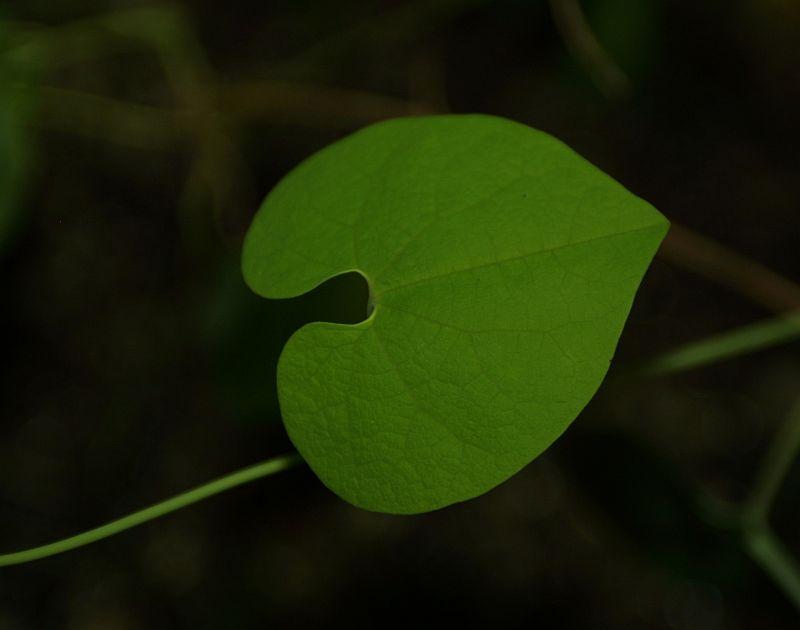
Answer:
[[242, 114, 668, 514]]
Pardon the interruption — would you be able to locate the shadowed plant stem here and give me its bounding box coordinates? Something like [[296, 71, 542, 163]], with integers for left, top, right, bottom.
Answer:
[[745, 400, 800, 527], [0, 453, 303, 567], [740, 400, 800, 610], [746, 528, 800, 611], [645, 332, 800, 610], [548, 0, 632, 100], [696, 400, 800, 611]]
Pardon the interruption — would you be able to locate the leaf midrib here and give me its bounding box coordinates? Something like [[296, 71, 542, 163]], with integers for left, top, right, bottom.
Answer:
[[374, 221, 665, 299]]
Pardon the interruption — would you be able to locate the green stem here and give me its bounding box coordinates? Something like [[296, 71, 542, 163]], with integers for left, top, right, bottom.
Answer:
[[645, 327, 800, 612], [702, 398, 800, 612], [746, 528, 800, 611], [745, 400, 800, 527], [0, 453, 302, 567], [645, 312, 800, 375], [740, 398, 800, 612]]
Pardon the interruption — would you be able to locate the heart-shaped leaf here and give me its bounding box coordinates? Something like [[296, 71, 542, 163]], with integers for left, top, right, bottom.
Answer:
[[243, 114, 668, 514]]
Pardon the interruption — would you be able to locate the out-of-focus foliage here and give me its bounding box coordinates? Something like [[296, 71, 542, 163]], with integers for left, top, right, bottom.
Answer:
[[587, 0, 662, 82], [0, 23, 34, 255]]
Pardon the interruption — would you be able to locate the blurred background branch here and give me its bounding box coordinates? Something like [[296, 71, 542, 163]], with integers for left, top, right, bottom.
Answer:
[[660, 224, 800, 314], [548, 0, 632, 100], [743, 399, 800, 610]]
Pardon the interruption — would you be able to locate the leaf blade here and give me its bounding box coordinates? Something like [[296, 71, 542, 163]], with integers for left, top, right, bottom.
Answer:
[[243, 114, 668, 513]]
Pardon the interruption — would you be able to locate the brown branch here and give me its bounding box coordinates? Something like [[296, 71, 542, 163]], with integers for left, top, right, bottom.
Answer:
[[658, 222, 800, 313], [218, 80, 437, 128], [30, 86, 186, 150], [30, 82, 439, 146]]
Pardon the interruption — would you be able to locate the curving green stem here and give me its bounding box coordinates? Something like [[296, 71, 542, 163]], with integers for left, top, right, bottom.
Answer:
[[0, 453, 303, 567]]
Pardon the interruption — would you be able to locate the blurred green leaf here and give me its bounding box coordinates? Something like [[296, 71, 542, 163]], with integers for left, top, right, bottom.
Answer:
[[0, 24, 35, 255], [243, 114, 667, 513], [587, 0, 662, 82]]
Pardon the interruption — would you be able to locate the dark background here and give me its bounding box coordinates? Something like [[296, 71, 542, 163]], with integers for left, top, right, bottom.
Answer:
[[1, 0, 799, 628]]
